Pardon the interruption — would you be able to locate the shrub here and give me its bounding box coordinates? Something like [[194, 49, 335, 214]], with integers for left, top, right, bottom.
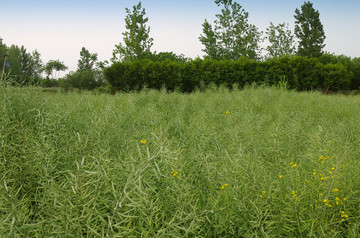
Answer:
[[59, 70, 103, 90], [104, 56, 352, 93]]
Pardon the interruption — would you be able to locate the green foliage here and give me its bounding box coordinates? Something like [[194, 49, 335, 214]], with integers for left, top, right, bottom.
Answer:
[[59, 70, 104, 91], [3, 45, 43, 85], [77, 47, 98, 71], [148, 51, 190, 63], [294, 1, 326, 57], [319, 53, 360, 90], [44, 60, 68, 79], [112, 1, 153, 62], [265, 22, 296, 58], [104, 56, 352, 92], [1, 87, 360, 236], [199, 0, 262, 60]]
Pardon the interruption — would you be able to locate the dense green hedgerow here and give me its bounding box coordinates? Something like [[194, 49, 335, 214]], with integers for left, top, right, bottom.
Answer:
[[104, 56, 354, 92]]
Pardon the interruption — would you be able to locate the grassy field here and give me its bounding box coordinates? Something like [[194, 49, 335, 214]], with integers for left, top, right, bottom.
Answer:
[[1, 86, 360, 237]]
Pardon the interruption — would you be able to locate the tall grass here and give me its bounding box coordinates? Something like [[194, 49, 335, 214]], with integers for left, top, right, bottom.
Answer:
[[1, 86, 360, 237]]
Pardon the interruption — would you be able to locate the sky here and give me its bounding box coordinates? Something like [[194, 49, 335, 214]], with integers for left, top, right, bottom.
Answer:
[[1, 0, 360, 74]]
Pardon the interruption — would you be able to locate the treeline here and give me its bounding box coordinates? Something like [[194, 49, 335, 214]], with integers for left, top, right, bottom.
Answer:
[[1, 0, 360, 92], [104, 55, 360, 92]]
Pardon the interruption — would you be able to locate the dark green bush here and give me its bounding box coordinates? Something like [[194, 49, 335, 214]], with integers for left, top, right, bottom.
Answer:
[[104, 56, 352, 93], [59, 70, 104, 90]]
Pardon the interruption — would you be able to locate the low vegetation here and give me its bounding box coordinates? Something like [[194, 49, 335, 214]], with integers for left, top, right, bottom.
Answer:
[[1, 86, 359, 237]]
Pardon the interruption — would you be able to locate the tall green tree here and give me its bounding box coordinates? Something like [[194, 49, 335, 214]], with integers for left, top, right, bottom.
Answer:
[[78, 47, 98, 71], [112, 1, 153, 62], [199, 0, 262, 60], [265, 22, 296, 58], [294, 1, 326, 57]]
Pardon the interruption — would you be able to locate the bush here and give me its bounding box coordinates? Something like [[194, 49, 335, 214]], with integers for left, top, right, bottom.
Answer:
[[59, 70, 104, 90], [104, 56, 352, 93]]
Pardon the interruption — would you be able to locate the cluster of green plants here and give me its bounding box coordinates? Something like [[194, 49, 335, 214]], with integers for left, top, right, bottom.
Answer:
[[1, 86, 359, 237], [104, 55, 357, 93]]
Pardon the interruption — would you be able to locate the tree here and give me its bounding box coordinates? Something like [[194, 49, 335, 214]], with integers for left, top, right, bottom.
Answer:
[[265, 22, 296, 58], [44, 60, 67, 79], [112, 1, 153, 62], [78, 47, 98, 71], [7, 45, 37, 83], [294, 1, 326, 57], [199, 0, 262, 60]]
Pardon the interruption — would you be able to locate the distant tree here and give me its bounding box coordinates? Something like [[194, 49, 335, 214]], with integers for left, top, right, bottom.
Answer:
[[7, 45, 37, 83], [44, 60, 67, 79], [265, 22, 296, 58], [112, 1, 153, 62], [199, 0, 262, 60], [0, 38, 8, 78], [294, 1, 326, 57], [30, 50, 43, 80], [77, 47, 98, 71]]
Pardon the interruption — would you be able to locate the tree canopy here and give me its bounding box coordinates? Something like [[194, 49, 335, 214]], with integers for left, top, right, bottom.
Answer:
[[112, 1, 153, 62], [294, 1, 326, 57], [199, 0, 262, 60]]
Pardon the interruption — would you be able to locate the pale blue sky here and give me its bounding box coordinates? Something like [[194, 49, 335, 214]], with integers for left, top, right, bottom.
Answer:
[[1, 0, 359, 72]]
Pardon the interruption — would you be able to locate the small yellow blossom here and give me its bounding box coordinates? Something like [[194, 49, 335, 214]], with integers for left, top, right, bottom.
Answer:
[[140, 139, 147, 144], [262, 190, 266, 194], [260, 195, 263, 198], [343, 197, 347, 201], [321, 177, 327, 181], [313, 172, 316, 175], [323, 199, 328, 203], [332, 188, 339, 193], [171, 171, 178, 177], [289, 162, 293, 165], [331, 167, 335, 170], [279, 175, 283, 179], [225, 111, 230, 114], [221, 186, 225, 189], [291, 164, 297, 168]]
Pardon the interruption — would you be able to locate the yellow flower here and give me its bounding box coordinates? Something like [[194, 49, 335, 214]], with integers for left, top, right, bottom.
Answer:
[[332, 188, 339, 193], [331, 167, 335, 170], [140, 139, 147, 144], [289, 162, 293, 165], [291, 164, 297, 168], [225, 111, 230, 114], [313, 172, 316, 175], [171, 171, 178, 177], [323, 199, 328, 203], [279, 175, 283, 179], [262, 190, 266, 194], [343, 197, 347, 201], [321, 177, 327, 181], [224, 184, 229, 187], [260, 195, 263, 198], [221, 186, 225, 189]]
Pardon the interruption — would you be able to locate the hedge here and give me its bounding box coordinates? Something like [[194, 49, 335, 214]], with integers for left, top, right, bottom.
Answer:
[[104, 56, 353, 93]]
